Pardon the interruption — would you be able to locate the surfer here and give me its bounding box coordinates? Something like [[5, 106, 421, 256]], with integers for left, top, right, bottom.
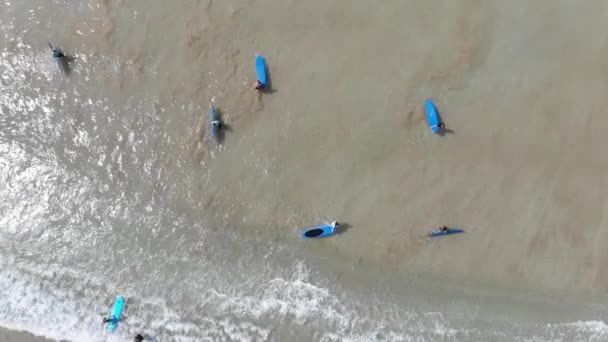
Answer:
[[211, 120, 221, 129], [48, 43, 65, 59], [48, 43, 70, 74], [254, 80, 264, 90], [438, 226, 448, 232], [102, 315, 118, 324], [432, 123, 445, 131], [134, 334, 144, 342]]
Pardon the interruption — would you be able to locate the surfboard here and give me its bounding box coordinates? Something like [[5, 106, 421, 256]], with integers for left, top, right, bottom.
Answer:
[[210, 106, 219, 140], [424, 98, 443, 133], [301, 222, 338, 239], [255, 54, 267, 89], [107, 296, 125, 332], [427, 228, 464, 237]]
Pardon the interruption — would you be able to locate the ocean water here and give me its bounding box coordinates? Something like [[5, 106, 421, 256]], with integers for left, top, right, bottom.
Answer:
[[1, 1, 608, 341]]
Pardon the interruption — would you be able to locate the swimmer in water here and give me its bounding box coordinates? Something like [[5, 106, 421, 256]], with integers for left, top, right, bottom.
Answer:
[[48, 43, 65, 59]]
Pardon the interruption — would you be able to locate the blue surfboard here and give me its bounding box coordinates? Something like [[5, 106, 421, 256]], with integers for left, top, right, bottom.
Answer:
[[107, 296, 125, 332], [424, 98, 443, 133], [255, 54, 267, 89], [427, 228, 464, 237], [301, 222, 338, 239], [210, 106, 220, 141]]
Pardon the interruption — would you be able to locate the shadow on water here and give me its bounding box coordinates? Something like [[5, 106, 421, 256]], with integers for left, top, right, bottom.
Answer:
[[438, 127, 454, 136], [58, 56, 74, 75], [432, 104, 454, 136], [335, 223, 351, 235], [260, 60, 277, 94]]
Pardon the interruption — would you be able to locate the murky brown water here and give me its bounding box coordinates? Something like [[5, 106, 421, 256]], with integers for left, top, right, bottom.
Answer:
[[1, 0, 608, 341]]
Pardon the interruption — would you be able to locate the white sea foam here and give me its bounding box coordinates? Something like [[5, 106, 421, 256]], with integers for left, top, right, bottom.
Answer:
[[534, 320, 608, 342], [0, 256, 273, 342], [0, 266, 108, 341], [205, 260, 483, 341]]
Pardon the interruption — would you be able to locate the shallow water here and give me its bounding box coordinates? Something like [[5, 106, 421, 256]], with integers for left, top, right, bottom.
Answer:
[[1, 0, 608, 341]]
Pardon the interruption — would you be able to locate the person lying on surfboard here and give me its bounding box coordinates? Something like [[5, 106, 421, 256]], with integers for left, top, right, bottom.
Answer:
[[211, 120, 221, 128], [438, 226, 448, 232]]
